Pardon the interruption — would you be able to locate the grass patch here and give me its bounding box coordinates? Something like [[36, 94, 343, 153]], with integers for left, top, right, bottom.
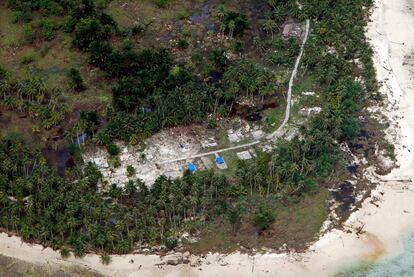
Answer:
[[187, 189, 330, 254], [218, 151, 240, 177], [0, 8, 24, 48], [20, 50, 36, 64], [262, 103, 286, 133]]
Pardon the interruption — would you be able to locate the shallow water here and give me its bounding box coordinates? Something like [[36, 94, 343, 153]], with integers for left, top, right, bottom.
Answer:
[[337, 232, 414, 276]]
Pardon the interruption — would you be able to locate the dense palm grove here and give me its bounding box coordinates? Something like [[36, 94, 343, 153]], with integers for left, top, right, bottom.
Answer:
[[0, 0, 380, 258]]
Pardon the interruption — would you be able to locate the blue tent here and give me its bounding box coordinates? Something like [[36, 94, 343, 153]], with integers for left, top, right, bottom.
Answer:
[[187, 163, 196, 173], [215, 156, 225, 165]]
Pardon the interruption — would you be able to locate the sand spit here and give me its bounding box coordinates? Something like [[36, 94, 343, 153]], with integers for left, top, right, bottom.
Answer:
[[1, 0, 414, 276]]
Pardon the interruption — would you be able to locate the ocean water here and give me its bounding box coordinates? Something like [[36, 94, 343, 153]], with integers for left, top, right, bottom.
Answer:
[[336, 232, 414, 277]]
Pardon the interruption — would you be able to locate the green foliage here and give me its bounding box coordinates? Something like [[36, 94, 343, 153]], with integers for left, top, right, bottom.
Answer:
[[60, 247, 70, 259], [155, 0, 170, 8], [231, 40, 245, 53], [227, 203, 245, 233], [20, 52, 35, 64], [23, 24, 35, 44], [223, 59, 276, 100], [100, 253, 111, 265], [178, 9, 190, 20], [79, 110, 100, 136], [126, 165, 136, 177], [267, 37, 300, 67], [12, 9, 32, 23], [131, 24, 145, 36], [254, 206, 275, 231], [212, 5, 249, 37], [207, 118, 217, 129], [107, 143, 120, 156], [221, 11, 249, 37], [74, 17, 112, 49], [163, 237, 178, 250], [341, 117, 359, 140], [7, 0, 72, 20], [1, 73, 66, 129], [177, 39, 189, 49], [0, 65, 8, 80], [209, 49, 228, 72], [40, 19, 58, 41], [68, 68, 86, 92]]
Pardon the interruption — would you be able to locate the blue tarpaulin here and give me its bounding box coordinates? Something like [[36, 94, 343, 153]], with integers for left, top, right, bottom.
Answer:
[[215, 156, 225, 165], [187, 163, 196, 173]]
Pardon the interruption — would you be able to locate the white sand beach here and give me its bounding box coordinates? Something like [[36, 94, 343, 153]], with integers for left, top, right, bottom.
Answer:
[[1, 0, 414, 276]]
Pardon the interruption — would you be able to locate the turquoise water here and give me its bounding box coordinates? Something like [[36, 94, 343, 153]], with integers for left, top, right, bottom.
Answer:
[[336, 232, 414, 277]]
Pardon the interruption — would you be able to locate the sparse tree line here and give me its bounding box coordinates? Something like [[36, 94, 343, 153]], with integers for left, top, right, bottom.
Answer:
[[0, 70, 66, 130]]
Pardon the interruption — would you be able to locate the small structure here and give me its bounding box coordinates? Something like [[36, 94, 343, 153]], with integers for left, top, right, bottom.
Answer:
[[252, 130, 264, 140], [187, 163, 197, 173], [283, 23, 303, 38], [215, 155, 228, 170], [299, 107, 322, 118], [228, 129, 243, 143], [302, 91, 316, 96], [237, 151, 253, 160], [228, 133, 241, 143]]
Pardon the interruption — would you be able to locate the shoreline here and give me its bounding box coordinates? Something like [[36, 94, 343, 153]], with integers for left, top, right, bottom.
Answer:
[[1, 0, 414, 276]]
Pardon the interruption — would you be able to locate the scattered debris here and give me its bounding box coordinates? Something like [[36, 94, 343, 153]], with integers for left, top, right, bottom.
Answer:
[[201, 137, 218, 148], [161, 253, 189, 266], [302, 91, 316, 96], [251, 130, 264, 140], [299, 107, 322, 117], [228, 130, 243, 143], [283, 23, 303, 38]]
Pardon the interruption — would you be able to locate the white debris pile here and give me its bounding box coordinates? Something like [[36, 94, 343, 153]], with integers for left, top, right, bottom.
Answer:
[[227, 121, 265, 143], [284, 127, 299, 141], [84, 128, 204, 186], [251, 129, 265, 140], [282, 22, 303, 38], [299, 107, 322, 118], [302, 91, 316, 96], [227, 129, 243, 143], [237, 150, 253, 160]]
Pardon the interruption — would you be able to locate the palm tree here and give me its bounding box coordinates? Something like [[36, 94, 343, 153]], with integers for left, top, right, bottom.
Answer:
[[100, 253, 112, 265], [116, 240, 130, 254], [60, 247, 71, 259], [262, 19, 277, 41], [228, 20, 236, 38], [267, 0, 277, 10]]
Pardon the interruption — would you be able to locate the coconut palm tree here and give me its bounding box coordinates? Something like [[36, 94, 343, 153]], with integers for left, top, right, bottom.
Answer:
[[262, 19, 277, 41]]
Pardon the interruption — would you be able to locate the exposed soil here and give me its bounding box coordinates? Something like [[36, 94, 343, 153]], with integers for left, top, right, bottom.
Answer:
[[42, 147, 76, 176], [332, 181, 355, 214]]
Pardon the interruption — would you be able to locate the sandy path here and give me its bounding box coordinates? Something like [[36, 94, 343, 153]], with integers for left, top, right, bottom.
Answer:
[[1, 1, 414, 276], [266, 19, 310, 140]]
